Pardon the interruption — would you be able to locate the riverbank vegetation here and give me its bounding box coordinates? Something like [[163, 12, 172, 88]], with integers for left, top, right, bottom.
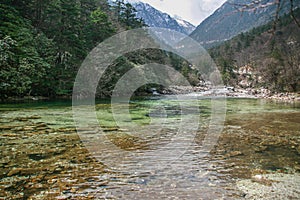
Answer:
[[0, 0, 144, 99], [1, 0, 200, 100]]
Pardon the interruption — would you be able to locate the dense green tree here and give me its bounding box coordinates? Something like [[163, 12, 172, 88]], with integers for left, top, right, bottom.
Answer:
[[0, 4, 55, 98], [0, 0, 148, 99], [85, 8, 115, 47], [112, 0, 144, 29]]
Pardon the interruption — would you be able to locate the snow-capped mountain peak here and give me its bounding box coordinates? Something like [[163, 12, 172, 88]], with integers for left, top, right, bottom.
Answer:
[[173, 15, 196, 33], [130, 1, 195, 35]]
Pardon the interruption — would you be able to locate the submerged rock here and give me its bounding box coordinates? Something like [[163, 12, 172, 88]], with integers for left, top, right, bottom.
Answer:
[[0, 125, 19, 130], [7, 168, 22, 176], [102, 127, 119, 132], [225, 151, 243, 158]]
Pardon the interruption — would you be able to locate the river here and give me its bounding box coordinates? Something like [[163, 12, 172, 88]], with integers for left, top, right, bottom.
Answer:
[[0, 97, 299, 199]]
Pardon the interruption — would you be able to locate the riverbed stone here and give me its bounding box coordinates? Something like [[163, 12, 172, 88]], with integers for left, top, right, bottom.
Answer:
[[0, 125, 18, 130], [7, 168, 22, 176], [225, 151, 243, 158]]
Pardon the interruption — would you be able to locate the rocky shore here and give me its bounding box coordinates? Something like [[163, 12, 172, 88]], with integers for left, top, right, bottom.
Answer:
[[226, 88, 300, 102], [162, 85, 300, 103], [237, 173, 300, 199]]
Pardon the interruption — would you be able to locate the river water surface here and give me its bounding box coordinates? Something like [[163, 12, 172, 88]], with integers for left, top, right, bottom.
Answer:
[[0, 97, 299, 199]]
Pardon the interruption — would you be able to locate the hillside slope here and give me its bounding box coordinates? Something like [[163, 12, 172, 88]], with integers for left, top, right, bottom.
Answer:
[[209, 8, 300, 92], [191, 0, 300, 47]]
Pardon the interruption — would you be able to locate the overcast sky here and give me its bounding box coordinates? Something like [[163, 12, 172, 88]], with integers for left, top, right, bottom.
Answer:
[[128, 0, 227, 26]]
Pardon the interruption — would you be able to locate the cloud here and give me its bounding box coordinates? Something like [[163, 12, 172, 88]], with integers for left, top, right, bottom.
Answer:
[[190, 0, 226, 25], [128, 0, 226, 26]]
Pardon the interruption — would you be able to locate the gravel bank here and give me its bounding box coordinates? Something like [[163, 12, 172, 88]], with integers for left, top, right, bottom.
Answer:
[[162, 86, 300, 103], [237, 173, 300, 199]]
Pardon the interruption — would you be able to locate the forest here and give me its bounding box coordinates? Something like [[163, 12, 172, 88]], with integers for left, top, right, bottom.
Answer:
[[0, 0, 145, 99], [1, 0, 200, 99]]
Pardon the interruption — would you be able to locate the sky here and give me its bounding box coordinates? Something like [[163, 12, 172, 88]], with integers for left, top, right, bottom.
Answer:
[[128, 0, 227, 26]]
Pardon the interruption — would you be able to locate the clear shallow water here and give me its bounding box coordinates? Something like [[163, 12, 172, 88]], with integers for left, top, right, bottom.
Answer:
[[0, 97, 299, 199]]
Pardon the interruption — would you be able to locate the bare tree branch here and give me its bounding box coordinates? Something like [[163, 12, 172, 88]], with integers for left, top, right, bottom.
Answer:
[[272, 0, 281, 34], [290, 0, 300, 27]]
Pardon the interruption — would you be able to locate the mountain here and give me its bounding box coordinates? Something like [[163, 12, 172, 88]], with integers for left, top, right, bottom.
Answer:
[[190, 0, 300, 47], [209, 8, 300, 92], [173, 15, 196, 35], [131, 2, 195, 35]]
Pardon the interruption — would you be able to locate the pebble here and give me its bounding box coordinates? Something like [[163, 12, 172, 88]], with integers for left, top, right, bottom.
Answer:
[[7, 168, 22, 176], [252, 174, 263, 180], [225, 151, 243, 158]]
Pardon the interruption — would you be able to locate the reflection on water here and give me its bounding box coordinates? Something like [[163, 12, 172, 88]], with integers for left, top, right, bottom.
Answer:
[[0, 98, 299, 199]]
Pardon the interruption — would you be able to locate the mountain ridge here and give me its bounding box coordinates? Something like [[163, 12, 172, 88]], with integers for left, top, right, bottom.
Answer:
[[131, 1, 195, 35], [190, 0, 300, 47]]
